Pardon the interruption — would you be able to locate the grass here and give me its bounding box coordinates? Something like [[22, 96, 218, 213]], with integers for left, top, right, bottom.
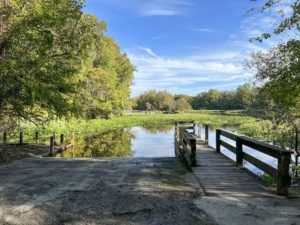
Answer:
[[4, 110, 268, 143]]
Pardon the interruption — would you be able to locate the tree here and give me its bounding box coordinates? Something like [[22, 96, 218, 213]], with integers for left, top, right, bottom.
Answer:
[[250, 0, 300, 41], [249, 0, 300, 170], [75, 15, 134, 118], [0, 2, 134, 121], [174, 95, 192, 111], [0, 0, 85, 120], [134, 90, 174, 111]]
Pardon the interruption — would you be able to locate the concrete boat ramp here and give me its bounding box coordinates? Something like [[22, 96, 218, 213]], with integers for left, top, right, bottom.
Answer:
[[0, 157, 299, 225]]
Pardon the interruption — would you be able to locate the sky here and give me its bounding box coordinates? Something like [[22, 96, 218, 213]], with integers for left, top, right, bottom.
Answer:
[[84, 0, 295, 97]]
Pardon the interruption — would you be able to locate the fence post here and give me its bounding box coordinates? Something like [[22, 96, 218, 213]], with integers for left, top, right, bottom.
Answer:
[[193, 122, 196, 135], [190, 139, 197, 167], [60, 134, 65, 145], [205, 125, 209, 144], [236, 137, 243, 167], [50, 136, 54, 156], [277, 153, 291, 196], [175, 121, 179, 138], [216, 129, 221, 153], [3, 132, 7, 145], [35, 131, 39, 144], [198, 125, 202, 139], [19, 132, 23, 145]]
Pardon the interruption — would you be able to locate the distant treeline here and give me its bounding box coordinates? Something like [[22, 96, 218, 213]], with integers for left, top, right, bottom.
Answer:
[[130, 85, 262, 111]]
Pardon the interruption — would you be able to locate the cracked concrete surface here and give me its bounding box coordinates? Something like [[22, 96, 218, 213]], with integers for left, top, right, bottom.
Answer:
[[0, 158, 215, 225]]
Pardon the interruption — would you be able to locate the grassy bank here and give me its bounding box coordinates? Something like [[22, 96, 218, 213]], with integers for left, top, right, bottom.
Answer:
[[8, 110, 268, 143]]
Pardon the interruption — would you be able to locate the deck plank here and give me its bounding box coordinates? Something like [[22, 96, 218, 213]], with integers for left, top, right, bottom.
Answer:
[[193, 142, 271, 197]]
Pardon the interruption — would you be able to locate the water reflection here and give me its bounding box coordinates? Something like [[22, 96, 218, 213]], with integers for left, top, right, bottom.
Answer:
[[60, 129, 134, 158], [57, 125, 278, 177], [58, 126, 175, 158]]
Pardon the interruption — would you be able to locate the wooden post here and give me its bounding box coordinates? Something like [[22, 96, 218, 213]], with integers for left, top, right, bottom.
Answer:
[[60, 134, 64, 145], [198, 125, 202, 139], [3, 132, 7, 145], [53, 132, 56, 141], [190, 139, 197, 167], [49, 136, 54, 156], [236, 137, 243, 167], [193, 122, 196, 135], [216, 129, 221, 153], [175, 121, 179, 139], [35, 131, 39, 144], [19, 132, 23, 145], [205, 125, 209, 144], [277, 153, 291, 196]]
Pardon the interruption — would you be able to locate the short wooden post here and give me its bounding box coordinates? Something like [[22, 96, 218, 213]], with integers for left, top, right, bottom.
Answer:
[[35, 131, 39, 144], [49, 136, 54, 156], [198, 125, 202, 139], [277, 153, 291, 196], [19, 132, 23, 145], [60, 134, 64, 145], [204, 125, 209, 144], [236, 137, 243, 167], [192, 122, 196, 135], [3, 132, 7, 145], [216, 129, 221, 153], [175, 121, 179, 138], [190, 139, 197, 167]]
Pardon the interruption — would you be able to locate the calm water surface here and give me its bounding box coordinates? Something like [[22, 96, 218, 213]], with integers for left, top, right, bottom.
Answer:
[[58, 125, 277, 176]]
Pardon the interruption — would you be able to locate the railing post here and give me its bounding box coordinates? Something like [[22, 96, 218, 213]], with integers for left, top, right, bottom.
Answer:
[[50, 136, 54, 156], [35, 131, 39, 144], [198, 125, 202, 139], [193, 122, 196, 135], [190, 139, 197, 167], [216, 129, 221, 153], [236, 137, 243, 167], [277, 153, 291, 196], [3, 132, 7, 145], [60, 134, 64, 145], [19, 132, 23, 145], [175, 121, 178, 139], [205, 125, 209, 144]]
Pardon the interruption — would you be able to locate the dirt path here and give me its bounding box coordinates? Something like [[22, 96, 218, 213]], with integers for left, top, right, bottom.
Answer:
[[0, 157, 215, 225]]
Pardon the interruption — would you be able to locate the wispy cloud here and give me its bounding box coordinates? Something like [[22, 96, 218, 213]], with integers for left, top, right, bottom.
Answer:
[[127, 47, 252, 96], [190, 28, 219, 33], [140, 0, 192, 17]]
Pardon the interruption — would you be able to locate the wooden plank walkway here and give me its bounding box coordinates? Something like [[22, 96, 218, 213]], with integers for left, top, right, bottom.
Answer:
[[193, 142, 274, 197]]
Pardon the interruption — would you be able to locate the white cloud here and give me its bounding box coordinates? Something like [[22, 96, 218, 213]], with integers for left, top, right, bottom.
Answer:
[[190, 28, 219, 33], [127, 47, 252, 96], [142, 9, 180, 16]]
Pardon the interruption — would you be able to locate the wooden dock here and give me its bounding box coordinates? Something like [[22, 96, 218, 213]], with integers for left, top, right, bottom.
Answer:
[[174, 121, 294, 196], [193, 142, 272, 197]]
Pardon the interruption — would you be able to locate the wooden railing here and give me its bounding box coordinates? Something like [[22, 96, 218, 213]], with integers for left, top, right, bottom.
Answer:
[[216, 129, 294, 196], [1, 131, 73, 156], [174, 121, 197, 166]]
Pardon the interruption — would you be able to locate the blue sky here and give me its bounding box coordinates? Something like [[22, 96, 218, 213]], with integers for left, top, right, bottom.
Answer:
[[84, 0, 295, 96]]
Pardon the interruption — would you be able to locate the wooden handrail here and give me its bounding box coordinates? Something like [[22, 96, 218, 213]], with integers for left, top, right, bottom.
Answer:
[[216, 128, 293, 196], [175, 122, 197, 166]]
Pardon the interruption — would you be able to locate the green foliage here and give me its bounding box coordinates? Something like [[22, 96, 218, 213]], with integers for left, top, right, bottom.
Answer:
[[192, 85, 260, 110], [0, 0, 86, 120], [134, 90, 175, 111], [12, 110, 257, 143], [250, 0, 300, 42], [0, 1, 134, 123]]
